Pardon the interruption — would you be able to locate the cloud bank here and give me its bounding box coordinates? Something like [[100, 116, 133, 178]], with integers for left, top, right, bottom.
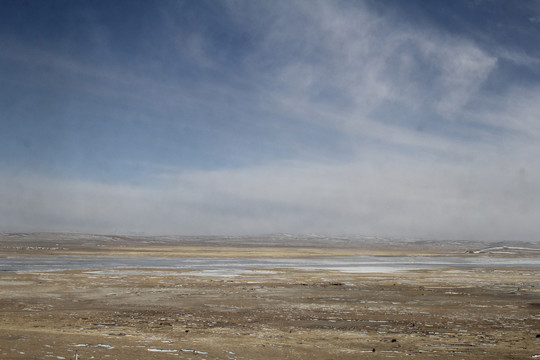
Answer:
[[2, 150, 539, 241]]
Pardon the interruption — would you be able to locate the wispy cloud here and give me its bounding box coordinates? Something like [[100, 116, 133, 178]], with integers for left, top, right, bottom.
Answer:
[[238, 1, 497, 114], [0, 1, 501, 156]]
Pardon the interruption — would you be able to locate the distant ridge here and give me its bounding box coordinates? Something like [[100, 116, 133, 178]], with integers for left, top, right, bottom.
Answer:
[[1, 232, 539, 253]]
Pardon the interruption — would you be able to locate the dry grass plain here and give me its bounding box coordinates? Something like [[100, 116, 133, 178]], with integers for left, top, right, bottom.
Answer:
[[0, 237, 539, 359]]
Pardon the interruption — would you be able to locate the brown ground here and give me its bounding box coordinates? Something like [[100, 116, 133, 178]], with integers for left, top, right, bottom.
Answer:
[[0, 243, 539, 359]]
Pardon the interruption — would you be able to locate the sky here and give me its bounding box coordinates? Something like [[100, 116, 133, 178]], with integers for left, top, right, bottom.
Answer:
[[1, 0, 540, 240]]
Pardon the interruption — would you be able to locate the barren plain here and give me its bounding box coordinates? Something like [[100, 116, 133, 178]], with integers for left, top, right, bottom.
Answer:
[[0, 233, 539, 359]]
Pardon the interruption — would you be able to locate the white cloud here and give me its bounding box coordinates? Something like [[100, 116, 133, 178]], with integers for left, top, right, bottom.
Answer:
[[2, 152, 539, 241]]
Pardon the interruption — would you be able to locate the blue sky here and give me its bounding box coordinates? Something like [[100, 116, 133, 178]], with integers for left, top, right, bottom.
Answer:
[[1, 0, 540, 240]]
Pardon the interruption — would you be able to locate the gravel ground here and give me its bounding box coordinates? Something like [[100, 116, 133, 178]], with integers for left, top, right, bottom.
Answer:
[[0, 263, 539, 359]]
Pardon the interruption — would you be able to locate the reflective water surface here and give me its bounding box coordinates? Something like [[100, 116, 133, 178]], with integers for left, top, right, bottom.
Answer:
[[1, 255, 539, 273]]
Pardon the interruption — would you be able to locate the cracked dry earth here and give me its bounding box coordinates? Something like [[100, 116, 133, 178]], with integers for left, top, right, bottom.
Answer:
[[0, 268, 539, 359]]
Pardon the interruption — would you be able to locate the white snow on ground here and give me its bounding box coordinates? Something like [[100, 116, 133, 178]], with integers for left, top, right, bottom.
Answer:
[[148, 349, 178, 353]]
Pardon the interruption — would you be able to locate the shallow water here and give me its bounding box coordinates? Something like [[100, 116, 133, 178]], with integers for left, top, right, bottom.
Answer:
[[1, 255, 539, 273]]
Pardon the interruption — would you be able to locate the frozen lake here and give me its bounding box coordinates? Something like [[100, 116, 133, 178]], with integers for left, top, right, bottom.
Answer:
[[1, 255, 539, 274]]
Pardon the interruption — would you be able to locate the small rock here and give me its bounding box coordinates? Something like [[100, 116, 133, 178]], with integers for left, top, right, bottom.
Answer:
[[391, 339, 397, 343]]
